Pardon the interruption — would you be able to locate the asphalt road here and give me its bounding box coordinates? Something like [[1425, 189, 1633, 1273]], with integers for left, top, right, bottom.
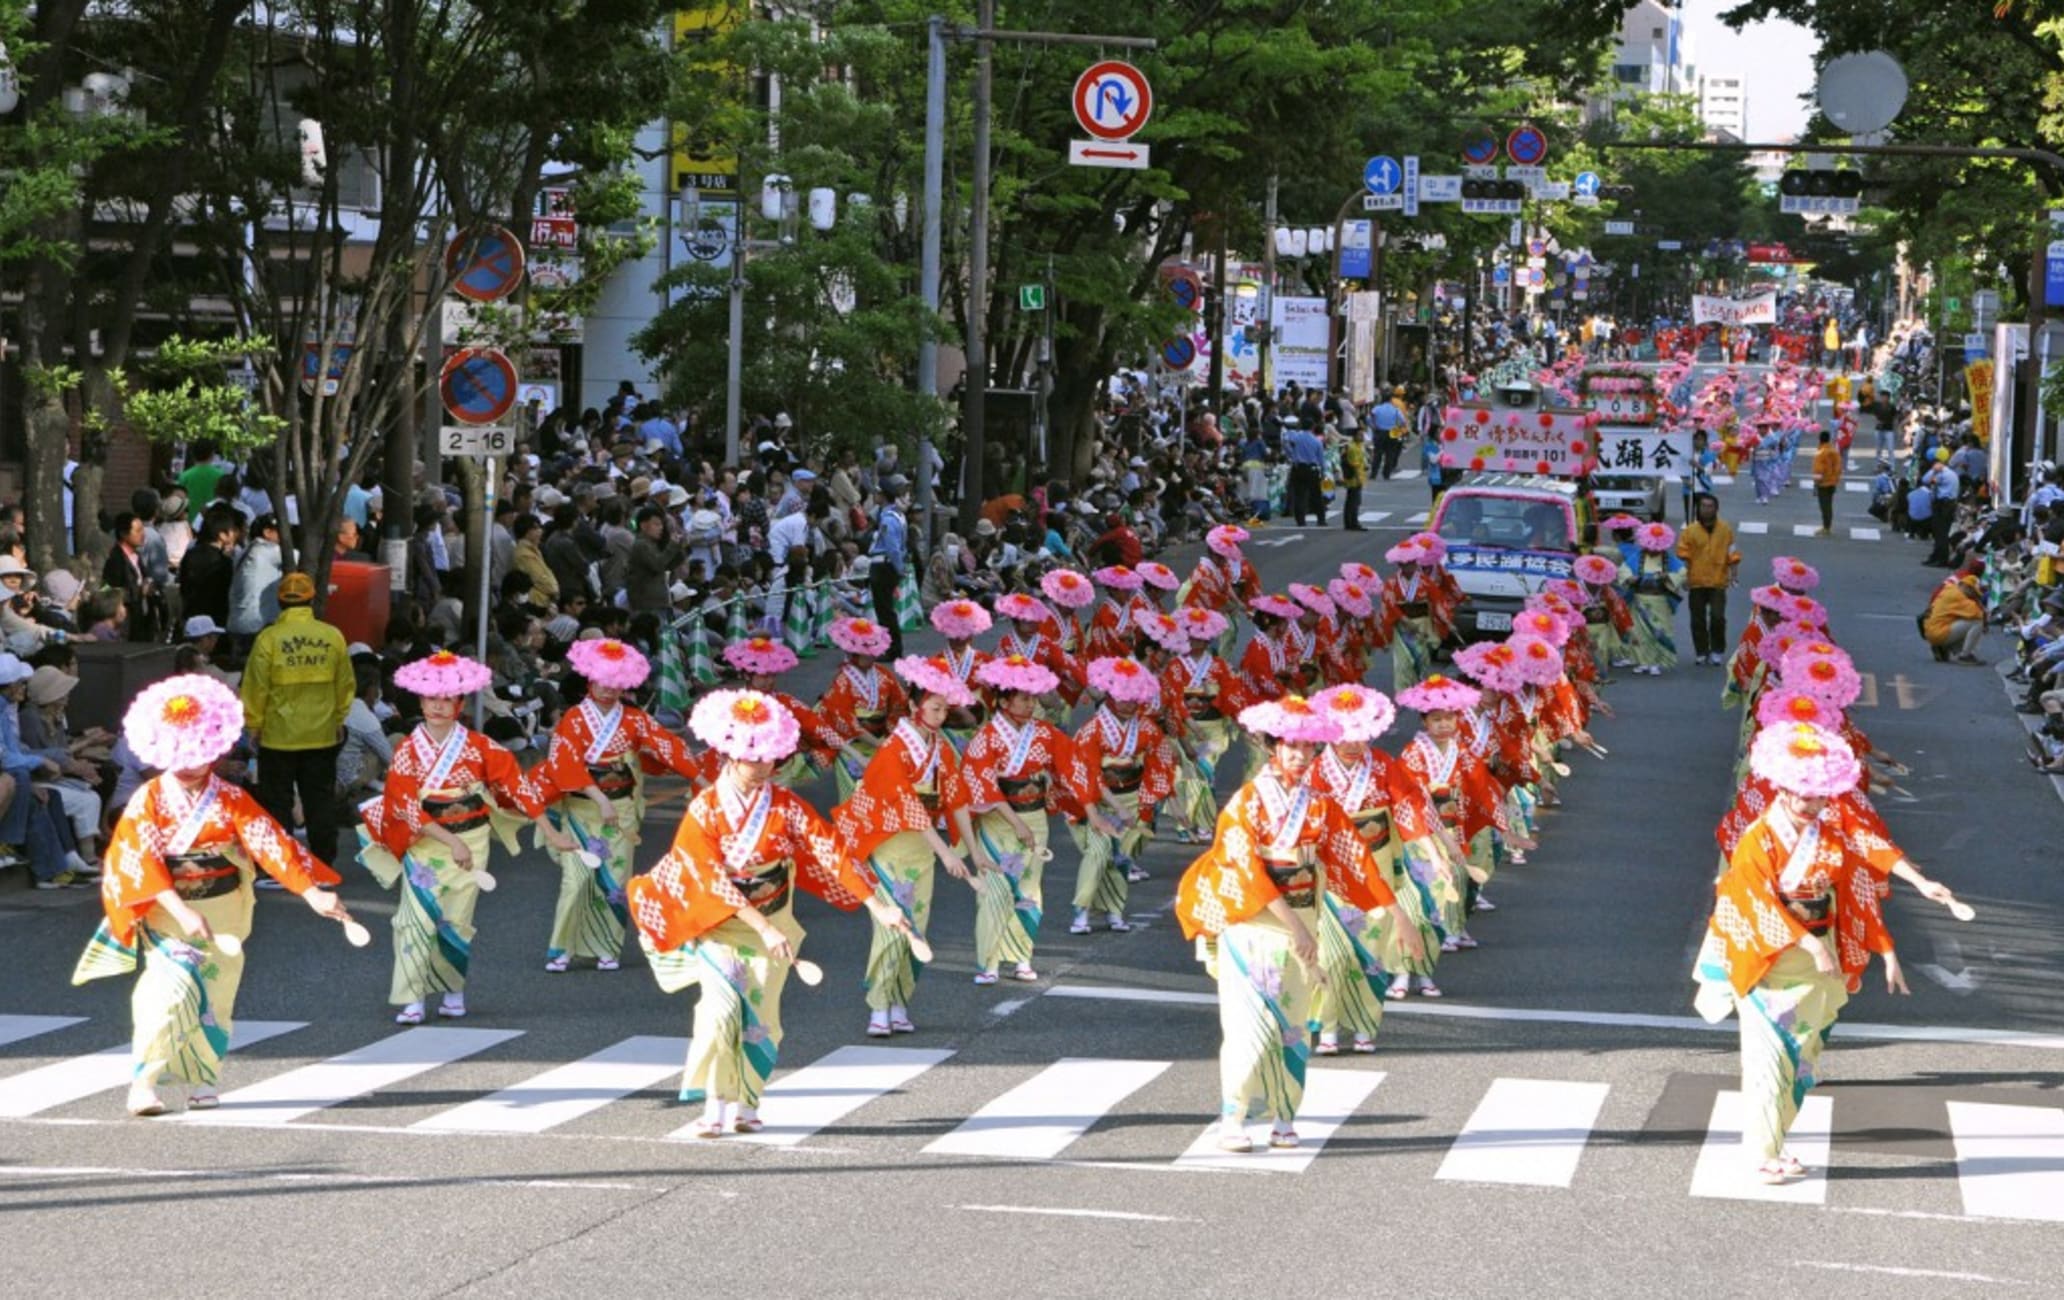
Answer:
[[4, 380, 2060, 1298]]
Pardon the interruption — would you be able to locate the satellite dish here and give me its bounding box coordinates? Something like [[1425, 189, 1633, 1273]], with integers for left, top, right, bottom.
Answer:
[[1818, 51, 1907, 135]]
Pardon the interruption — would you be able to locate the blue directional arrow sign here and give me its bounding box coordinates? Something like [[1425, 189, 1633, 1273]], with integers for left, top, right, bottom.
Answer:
[[1364, 155, 1402, 196], [1574, 171, 1602, 199]]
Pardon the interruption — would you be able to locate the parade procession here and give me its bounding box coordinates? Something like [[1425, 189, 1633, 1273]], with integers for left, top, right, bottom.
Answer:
[[34, 493, 1974, 1182]]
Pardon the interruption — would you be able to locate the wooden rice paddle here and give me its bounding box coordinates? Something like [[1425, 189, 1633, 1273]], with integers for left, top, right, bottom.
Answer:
[[577, 850, 603, 870], [1948, 899, 1976, 922], [793, 958, 824, 986], [473, 868, 498, 892], [213, 933, 243, 957], [908, 932, 935, 963], [342, 917, 373, 947]]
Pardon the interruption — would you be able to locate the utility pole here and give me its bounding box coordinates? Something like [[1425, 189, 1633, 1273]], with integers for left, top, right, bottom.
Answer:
[[1029, 253, 1054, 475], [958, 0, 995, 535], [919, 15, 1156, 544], [1206, 212, 1228, 408], [1259, 171, 1278, 395]]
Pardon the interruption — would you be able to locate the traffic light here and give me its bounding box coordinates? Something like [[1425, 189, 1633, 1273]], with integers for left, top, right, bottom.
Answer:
[[1599, 184, 1635, 202], [1779, 169, 1863, 198], [1461, 178, 1525, 201]]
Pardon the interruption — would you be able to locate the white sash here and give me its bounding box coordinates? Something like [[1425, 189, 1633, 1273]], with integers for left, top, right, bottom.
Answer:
[[1254, 771, 1313, 858], [160, 776, 221, 857], [945, 644, 979, 682], [1320, 749, 1374, 811], [844, 664, 882, 712], [1409, 734, 1459, 791], [990, 716, 1040, 775], [1772, 809, 1823, 892], [1179, 653, 1215, 692], [414, 724, 471, 791], [893, 718, 942, 788], [1094, 707, 1141, 757], [716, 779, 775, 873], [1399, 571, 1423, 603], [580, 699, 626, 765]]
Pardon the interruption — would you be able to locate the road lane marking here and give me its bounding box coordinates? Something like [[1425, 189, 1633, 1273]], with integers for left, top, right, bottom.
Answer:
[[411, 1035, 686, 1136], [1737, 521, 1769, 534], [1690, 1090, 1831, 1204], [179, 1026, 520, 1127], [1435, 1077, 1609, 1188], [721, 1044, 953, 1147], [1843, 481, 1870, 493], [925, 1058, 1170, 1160], [1043, 985, 2064, 1049], [1357, 511, 1392, 525], [1792, 525, 1820, 537], [1947, 1101, 2064, 1222], [0, 1015, 85, 1049], [1173, 1068, 1383, 1173], [0, 1021, 305, 1119], [956, 1204, 1199, 1222], [1792, 1261, 2030, 1286], [0, 1163, 658, 1194], [1850, 526, 1881, 540]]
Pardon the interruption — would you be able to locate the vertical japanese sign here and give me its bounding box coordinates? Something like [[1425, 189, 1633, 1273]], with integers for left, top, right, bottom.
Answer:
[[671, 4, 747, 195]]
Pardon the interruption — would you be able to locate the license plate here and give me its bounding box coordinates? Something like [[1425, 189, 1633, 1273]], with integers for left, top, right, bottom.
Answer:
[[1477, 611, 1512, 632]]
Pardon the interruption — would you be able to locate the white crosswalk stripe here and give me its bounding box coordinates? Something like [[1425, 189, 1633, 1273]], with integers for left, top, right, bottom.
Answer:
[[1843, 481, 1870, 493], [5, 1016, 2061, 1212], [413, 1034, 686, 1136], [1436, 1077, 1609, 1188], [1357, 511, 1392, 525], [1737, 521, 1769, 534], [1690, 1090, 1831, 1204], [925, 1057, 1169, 1160], [0, 1015, 85, 1049], [727, 1044, 953, 1147], [1849, 526, 1881, 541], [1173, 1068, 1386, 1173], [1792, 524, 1820, 538], [1406, 512, 1430, 525], [1394, 469, 1423, 480], [0, 1021, 305, 1118], [178, 1026, 521, 1127], [1947, 1101, 2064, 1222]]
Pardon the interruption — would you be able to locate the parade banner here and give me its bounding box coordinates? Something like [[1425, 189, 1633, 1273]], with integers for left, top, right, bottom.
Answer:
[[1967, 358, 1995, 444], [1438, 404, 1597, 475], [1596, 429, 1694, 476], [1271, 295, 1331, 391], [1691, 293, 1777, 326]]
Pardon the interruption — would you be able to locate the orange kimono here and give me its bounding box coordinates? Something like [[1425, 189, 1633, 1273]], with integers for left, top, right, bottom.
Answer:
[[997, 627, 1083, 705], [629, 783, 875, 954], [834, 719, 972, 1012], [961, 713, 1082, 970], [72, 774, 334, 1096], [1064, 705, 1176, 915], [536, 698, 704, 801], [361, 724, 550, 859], [1176, 771, 1397, 940], [627, 780, 879, 1108], [1705, 811, 1895, 998], [818, 662, 910, 745]]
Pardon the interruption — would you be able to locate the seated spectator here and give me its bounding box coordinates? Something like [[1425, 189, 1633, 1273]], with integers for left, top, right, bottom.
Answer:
[[335, 663, 394, 802]]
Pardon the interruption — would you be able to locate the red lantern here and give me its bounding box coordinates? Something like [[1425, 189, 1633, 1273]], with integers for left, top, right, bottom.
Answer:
[[1474, 409, 1491, 425], [1535, 460, 1553, 475], [1442, 426, 1459, 441], [1538, 413, 1554, 429], [1469, 456, 1486, 470], [1569, 440, 1587, 454]]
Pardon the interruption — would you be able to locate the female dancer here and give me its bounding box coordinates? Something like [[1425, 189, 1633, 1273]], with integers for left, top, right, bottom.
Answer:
[[1324, 577, 1378, 685], [73, 674, 350, 1116], [834, 655, 995, 1037], [1065, 656, 1173, 934], [930, 598, 993, 748], [1085, 565, 1151, 660], [961, 655, 1080, 984], [722, 635, 840, 783], [818, 617, 909, 802], [359, 650, 574, 1024], [627, 690, 912, 1137], [535, 637, 707, 973], [1161, 605, 1248, 840], [1374, 540, 1452, 693], [1399, 674, 1524, 954], [1692, 722, 1965, 1185], [1175, 695, 1412, 1153], [1620, 521, 1683, 675], [1307, 684, 1442, 1050], [1572, 554, 1630, 673], [994, 591, 1082, 720], [1185, 524, 1261, 654], [1040, 567, 1098, 658]]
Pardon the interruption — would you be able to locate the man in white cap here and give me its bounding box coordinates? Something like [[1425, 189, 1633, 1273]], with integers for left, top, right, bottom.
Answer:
[[183, 615, 240, 686]]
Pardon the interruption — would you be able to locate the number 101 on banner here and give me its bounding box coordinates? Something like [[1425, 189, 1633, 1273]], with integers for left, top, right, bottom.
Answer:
[[440, 425, 512, 458]]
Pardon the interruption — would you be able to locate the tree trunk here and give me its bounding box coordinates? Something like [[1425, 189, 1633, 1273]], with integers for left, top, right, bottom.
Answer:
[[23, 393, 72, 576]]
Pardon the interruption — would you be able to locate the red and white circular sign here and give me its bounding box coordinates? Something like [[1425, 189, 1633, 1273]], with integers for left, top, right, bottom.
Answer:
[[1072, 61, 1153, 142]]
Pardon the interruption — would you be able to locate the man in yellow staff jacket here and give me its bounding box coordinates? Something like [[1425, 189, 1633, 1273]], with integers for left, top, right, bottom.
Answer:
[[241, 571, 354, 864], [1674, 493, 1742, 666]]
